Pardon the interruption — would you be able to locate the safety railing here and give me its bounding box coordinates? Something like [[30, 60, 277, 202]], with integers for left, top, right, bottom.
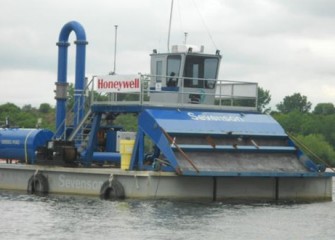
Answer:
[[85, 74, 259, 111], [53, 78, 94, 140]]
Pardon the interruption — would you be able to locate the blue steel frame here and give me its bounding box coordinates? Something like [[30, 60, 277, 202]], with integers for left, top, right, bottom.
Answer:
[[81, 113, 101, 166], [83, 104, 334, 177]]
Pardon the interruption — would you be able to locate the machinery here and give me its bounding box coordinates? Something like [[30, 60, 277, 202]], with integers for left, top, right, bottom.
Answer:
[[0, 128, 53, 164], [0, 21, 330, 179]]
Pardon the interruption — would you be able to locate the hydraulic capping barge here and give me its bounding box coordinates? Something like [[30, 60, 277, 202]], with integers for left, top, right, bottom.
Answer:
[[0, 21, 334, 202]]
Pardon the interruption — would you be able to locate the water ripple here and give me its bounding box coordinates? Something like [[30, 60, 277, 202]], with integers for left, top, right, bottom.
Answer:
[[0, 191, 335, 240]]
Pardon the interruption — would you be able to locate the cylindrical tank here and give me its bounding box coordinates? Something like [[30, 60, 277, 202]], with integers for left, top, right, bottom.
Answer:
[[0, 128, 53, 164]]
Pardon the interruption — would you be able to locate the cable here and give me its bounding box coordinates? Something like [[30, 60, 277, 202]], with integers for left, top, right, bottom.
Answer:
[[191, 0, 218, 50], [288, 133, 335, 172], [176, 0, 185, 35], [154, 171, 161, 199]]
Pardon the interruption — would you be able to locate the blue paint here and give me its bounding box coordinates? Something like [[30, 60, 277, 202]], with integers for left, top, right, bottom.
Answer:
[[141, 109, 287, 136], [55, 21, 88, 139], [92, 152, 120, 163], [0, 128, 53, 164]]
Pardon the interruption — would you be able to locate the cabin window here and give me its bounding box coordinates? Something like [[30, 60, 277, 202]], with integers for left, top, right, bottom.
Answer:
[[184, 56, 219, 89], [166, 55, 181, 87], [156, 61, 163, 82], [204, 58, 218, 89], [192, 64, 199, 86]]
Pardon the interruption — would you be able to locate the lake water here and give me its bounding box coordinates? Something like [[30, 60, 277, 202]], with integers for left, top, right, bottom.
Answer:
[[0, 182, 334, 240]]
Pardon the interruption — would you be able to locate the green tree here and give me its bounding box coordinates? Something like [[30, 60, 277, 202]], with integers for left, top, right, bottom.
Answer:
[[276, 93, 312, 113], [272, 111, 306, 134], [0, 103, 21, 127], [16, 111, 37, 128], [39, 103, 52, 113], [22, 104, 34, 112], [313, 103, 335, 115], [257, 87, 271, 113], [317, 114, 335, 147], [113, 114, 138, 131], [295, 134, 335, 167], [0, 102, 56, 129], [0, 102, 20, 114]]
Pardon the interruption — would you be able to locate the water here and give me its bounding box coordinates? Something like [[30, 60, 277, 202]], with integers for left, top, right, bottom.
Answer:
[[0, 188, 335, 240]]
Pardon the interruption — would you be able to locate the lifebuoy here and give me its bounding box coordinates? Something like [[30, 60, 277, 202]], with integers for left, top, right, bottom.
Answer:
[[100, 179, 125, 200], [27, 173, 49, 195]]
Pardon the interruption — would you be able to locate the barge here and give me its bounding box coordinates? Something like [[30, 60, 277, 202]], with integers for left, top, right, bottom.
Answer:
[[0, 21, 334, 202]]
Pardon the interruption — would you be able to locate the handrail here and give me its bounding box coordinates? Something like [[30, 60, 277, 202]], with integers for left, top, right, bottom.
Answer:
[[54, 74, 259, 140], [89, 74, 258, 111], [68, 109, 92, 141], [53, 76, 95, 140]]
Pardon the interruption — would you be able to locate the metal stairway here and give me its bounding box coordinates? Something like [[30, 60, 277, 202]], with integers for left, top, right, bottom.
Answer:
[[68, 109, 93, 153]]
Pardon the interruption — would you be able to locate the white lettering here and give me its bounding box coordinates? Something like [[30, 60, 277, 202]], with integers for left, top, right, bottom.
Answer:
[[187, 112, 244, 122], [58, 174, 103, 190], [1, 139, 20, 145]]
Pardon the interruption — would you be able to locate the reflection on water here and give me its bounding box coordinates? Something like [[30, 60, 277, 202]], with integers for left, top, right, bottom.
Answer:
[[0, 190, 335, 240]]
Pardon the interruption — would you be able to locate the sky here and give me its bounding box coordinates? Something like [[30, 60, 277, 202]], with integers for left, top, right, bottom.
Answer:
[[1, 0, 335, 110]]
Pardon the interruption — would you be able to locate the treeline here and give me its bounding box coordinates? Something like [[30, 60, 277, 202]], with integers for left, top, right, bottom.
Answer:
[[0, 103, 55, 130], [1, 88, 335, 166], [273, 111, 335, 166], [262, 92, 335, 167]]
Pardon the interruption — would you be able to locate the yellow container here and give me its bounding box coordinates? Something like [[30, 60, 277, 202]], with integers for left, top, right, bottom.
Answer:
[[120, 139, 135, 170]]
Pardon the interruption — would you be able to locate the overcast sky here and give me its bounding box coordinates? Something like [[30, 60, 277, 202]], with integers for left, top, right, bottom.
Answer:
[[1, 0, 335, 110]]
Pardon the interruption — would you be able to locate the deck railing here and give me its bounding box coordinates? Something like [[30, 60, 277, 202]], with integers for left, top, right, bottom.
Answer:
[[85, 74, 259, 111]]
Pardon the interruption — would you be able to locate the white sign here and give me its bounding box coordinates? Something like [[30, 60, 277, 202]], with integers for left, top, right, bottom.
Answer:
[[155, 82, 162, 91], [96, 75, 140, 93]]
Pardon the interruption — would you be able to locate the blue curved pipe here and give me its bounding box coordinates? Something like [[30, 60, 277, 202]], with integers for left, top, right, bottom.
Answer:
[[55, 21, 88, 139]]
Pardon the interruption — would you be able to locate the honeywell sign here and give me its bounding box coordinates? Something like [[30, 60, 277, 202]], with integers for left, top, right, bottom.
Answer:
[[96, 75, 141, 93]]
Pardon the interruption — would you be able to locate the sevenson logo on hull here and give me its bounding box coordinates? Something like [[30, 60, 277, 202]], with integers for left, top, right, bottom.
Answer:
[[187, 112, 244, 122], [59, 174, 103, 190]]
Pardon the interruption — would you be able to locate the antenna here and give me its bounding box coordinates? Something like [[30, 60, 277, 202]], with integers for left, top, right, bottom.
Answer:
[[184, 32, 188, 44], [113, 25, 118, 74], [167, 0, 174, 52]]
